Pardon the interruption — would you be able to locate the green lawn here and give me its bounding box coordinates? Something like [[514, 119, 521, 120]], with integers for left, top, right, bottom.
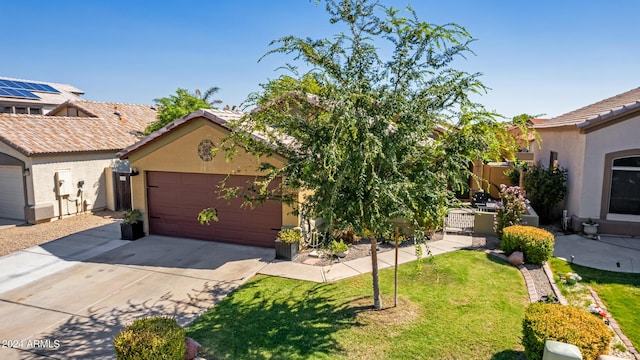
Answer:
[[549, 258, 640, 351], [187, 251, 529, 359]]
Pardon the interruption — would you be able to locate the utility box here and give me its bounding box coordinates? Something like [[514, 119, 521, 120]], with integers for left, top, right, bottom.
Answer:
[[543, 340, 582, 360], [55, 170, 73, 197]]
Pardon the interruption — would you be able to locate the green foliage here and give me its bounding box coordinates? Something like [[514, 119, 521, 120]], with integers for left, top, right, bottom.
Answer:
[[523, 162, 568, 223], [186, 251, 528, 359], [145, 88, 218, 135], [501, 225, 554, 264], [122, 209, 142, 225], [329, 239, 349, 253], [197, 208, 218, 225], [220, 0, 514, 242], [494, 184, 529, 239], [114, 316, 186, 360], [277, 228, 302, 244], [549, 258, 640, 351], [522, 303, 611, 360]]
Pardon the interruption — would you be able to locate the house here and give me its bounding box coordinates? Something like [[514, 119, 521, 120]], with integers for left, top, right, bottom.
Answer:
[[0, 100, 156, 222], [0, 76, 84, 115], [533, 87, 640, 235], [117, 109, 299, 248]]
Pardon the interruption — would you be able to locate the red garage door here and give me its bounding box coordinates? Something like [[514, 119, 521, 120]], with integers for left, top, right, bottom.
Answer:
[[146, 171, 282, 247]]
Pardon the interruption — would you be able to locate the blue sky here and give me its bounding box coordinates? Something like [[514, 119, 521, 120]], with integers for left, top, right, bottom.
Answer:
[[3, 1, 639, 119]]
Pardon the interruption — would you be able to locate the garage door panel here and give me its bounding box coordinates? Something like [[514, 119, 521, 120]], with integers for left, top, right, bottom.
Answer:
[[146, 172, 282, 247], [0, 165, 25, 220]]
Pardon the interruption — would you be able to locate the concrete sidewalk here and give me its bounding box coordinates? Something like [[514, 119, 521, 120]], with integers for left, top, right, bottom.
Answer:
[[258, 234, 474, 283], [554, 234, 640, 273]]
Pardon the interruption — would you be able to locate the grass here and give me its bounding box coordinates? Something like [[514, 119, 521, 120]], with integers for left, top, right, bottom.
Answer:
[[187, 251, 529, 359], [549, 257, 640, 350]]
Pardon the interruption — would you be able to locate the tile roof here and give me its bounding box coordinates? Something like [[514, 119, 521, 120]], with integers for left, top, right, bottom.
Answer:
[[535, 87, 640, 129], [0, 109, 154, 156], [48, 100, 157, 136], [118, 109, 246, 159], [0, 76, 84, 106]]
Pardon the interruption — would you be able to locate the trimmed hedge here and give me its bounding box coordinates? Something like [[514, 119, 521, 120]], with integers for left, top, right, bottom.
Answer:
[[114, 316, 185, 360], [501, 225, 554, 265], [523, 303, 612, 360]]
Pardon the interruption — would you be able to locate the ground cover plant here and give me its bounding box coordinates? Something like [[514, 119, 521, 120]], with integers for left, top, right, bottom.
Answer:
[[187, 251, 528, 359], [549, 258, 640, 351]]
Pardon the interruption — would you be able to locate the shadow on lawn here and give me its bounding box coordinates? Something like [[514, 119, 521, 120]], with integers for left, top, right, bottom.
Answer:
[[187, 278, 368, 359], [491, 349, 527, 360]]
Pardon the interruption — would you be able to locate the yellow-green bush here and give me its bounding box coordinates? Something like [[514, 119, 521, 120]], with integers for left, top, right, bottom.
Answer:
[[501, 225, 554, 264], [523, 303, 611, 360], [114, 316, 185, 360]]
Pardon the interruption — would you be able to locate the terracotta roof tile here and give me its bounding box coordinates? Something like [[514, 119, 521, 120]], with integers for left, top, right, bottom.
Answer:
[[535, 87, 640, 129], [0, 113, 150, 156]]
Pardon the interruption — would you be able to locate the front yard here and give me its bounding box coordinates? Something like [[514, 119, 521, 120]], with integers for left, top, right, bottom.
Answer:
[[549, 258, 640, 351], [187, 251, 529, 359]]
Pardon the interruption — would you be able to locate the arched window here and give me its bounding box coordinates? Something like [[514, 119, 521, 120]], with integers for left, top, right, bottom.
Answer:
[[609, 156, 640, 216]]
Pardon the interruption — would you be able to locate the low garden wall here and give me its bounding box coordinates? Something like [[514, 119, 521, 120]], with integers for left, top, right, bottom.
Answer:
[[473, 205, 539, 236]]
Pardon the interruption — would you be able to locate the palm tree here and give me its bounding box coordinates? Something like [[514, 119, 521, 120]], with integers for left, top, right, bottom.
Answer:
[[194, 87, 223, 108]]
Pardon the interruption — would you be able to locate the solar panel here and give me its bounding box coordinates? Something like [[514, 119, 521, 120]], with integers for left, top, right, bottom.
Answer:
[[0, 86, 40, 99], [0, 79, 60, 93]]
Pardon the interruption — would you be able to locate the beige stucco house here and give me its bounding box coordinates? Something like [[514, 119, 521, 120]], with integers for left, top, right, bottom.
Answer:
[[117, 109, 299, 248], [0, 100, 156, 222], [533, 87, 640, 235]]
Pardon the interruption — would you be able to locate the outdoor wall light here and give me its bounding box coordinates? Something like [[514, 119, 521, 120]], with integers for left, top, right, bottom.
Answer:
[[23, 168, 30, 177], [130, 167, 140, 176]]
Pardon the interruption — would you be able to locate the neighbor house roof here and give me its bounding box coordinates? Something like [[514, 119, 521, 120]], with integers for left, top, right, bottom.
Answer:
[[0, 101, 156, 156], [535, 87, 640, 130], [0, 76, 84, 107], [48, 100, 157, 136]]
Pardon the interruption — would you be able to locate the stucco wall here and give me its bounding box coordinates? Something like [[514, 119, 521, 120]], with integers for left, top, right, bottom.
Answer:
[[533, 127, 585, 218], [31, 153, 115, 218], [127, 117, 298, 231], [582, 114, 640, 219]]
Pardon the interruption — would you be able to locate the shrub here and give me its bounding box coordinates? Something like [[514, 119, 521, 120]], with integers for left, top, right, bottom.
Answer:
[[114, 316, 186, 360], [494, 184, 529, 239], [523, 162, 567, 224], [501, 225, 554, 265], [523, 303, 611, 360], [277, 228, 302, 244], [330, 239, 349, 253]]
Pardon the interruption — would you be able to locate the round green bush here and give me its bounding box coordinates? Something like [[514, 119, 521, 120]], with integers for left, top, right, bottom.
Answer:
[[501, 225, 554, 265], [114, 316, 186, 360], [523, 303, 612, 360]]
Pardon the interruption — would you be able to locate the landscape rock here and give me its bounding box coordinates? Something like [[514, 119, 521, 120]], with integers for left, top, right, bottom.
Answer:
[[185, 337, 201, 360], [508, 251, 524, 266]]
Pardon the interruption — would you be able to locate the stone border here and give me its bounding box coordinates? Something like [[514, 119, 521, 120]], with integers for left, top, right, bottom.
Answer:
[[543, 262, 568, 305], [588, 286, 640, 360]]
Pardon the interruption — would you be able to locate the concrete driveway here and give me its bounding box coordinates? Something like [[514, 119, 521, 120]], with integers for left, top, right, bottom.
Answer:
[[0, 225, 274, 359]]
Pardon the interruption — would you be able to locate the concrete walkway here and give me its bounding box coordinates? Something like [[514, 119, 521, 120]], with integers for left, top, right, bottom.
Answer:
[[259, 234, 473, 282], [554, 234, 640, 273]]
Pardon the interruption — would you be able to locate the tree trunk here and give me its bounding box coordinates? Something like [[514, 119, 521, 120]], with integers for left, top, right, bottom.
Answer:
[[370, 235, 382, 309]]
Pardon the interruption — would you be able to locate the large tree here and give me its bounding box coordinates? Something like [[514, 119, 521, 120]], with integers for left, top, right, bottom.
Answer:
[[217, 0, 515, 309], [145, 87, 222, 135]]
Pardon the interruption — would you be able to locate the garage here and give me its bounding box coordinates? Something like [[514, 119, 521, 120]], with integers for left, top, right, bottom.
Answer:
[[0, 165, 25, 220], [146, 171, 282, 247]]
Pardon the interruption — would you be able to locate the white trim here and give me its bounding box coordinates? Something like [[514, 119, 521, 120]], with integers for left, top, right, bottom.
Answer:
[[606, 213, 640, 222]]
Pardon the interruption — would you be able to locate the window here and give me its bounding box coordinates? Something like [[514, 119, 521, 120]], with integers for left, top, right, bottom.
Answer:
[[609, 156, 640, 215], [549, 151, 558, 170], [14, 107, 27, 114], [29, 107, 42, 115]]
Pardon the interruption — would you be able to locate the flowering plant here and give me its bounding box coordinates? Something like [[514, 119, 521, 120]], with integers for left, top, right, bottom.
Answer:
[[564, 272, 582, 285], [495, 184, 529, 239]]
